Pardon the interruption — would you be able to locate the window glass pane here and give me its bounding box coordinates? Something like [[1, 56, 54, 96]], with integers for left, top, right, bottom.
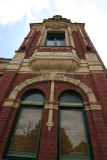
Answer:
[[60, 110, 88, 156], [60, 94, 82, 103], [24, 93, 45, 102], [46, 39, 55, 46], [46, 33, 65, 46], [46, 34, 55, 46], [56, 34, 65, 46], [56, 39, 65, 46], [9, 108, 42, 155]]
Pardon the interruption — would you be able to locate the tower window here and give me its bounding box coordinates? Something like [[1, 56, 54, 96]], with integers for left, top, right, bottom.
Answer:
[[46, 33, 65, 46]]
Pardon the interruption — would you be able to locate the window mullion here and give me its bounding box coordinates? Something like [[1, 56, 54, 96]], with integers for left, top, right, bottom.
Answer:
[[55, 38, 57, 46]]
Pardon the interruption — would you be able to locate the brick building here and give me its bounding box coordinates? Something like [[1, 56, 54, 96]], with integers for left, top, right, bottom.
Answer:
[[0, 15, 107, 160]]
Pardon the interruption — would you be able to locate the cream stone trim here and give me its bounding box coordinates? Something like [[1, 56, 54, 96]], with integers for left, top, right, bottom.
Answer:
[[36, 27, 46, 47], [90, 104, 102, 110], [3, 99, 44, 108], [21, 101, 44, 105], [59, 103, 83, 107], [24, 29, 35, 46], [59, 101, 102, 110], [12, 52, 26, 62], [85, 53, 104, 72], [8, 75, 100, 105], [40, 28, 47, 46], [79, 29, 87, 46], [85, 53, 99, 62], [29, 56, 80, 71], [88, 62, 101, 65], [8, 76, 91, 100], [68, 26, 75, 48], [40, 27, 70, 46], [90, 70, 105, 73], [65, 28, 70, 46], [29, 29, 35, 37], [7, 75, 102, 111], [45, 100, 59, 131], [44, 101, 59, 109], [6, 64, 20, 70], [9, 58, 91, 74], [3, 99, 15, 107], [29, 49, 80, 72], [6, 52, 26, 71], [3, 98, 21, 108], [83, 102, 102, 110], [89, 65, 103, 71], [30, 19, 84, 31], [46, 80, 55, 131], [50, 80, 54, 101]]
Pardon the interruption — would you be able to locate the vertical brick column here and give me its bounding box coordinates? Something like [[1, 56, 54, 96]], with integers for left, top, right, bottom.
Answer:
[[91, 73, 107, 116], [92, 111, 107, 160], [0, 107, 17, 159], [39, 109, 58, 160], [86, 111, 102, 160], [0, 71, 17, 158], [0, 71, 17, 106]]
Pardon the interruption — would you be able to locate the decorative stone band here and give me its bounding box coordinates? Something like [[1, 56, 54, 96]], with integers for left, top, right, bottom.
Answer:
[[29, 52, 80, 71], [83, 102, 102, 110], [2, 99, 102, 132], [6, 75, 99, 103], [3, 75, 102, 111], [45, 101, 59, 131], [3, 98, 102, 111]]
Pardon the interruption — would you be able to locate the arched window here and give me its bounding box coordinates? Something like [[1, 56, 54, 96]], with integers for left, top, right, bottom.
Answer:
[[6, 89, 45, 160], [58, 90, 92, 160], [22, 89, 45, 102], [59, 90, 83, 103]]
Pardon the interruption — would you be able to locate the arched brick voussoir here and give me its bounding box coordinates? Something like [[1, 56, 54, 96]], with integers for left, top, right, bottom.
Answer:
[[8, 76, 97, 103]]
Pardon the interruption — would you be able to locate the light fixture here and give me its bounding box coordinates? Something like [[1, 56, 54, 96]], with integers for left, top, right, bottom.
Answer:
[[21, 44, 26, 50]]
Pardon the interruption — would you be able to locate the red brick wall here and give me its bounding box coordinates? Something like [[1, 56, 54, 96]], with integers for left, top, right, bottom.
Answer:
[[0, 72, 17, 106], [86, 110, 107, 160], [0, 25, 107, 159], [0, 71, 107, 159], [0, 77, 107, 159], [82, 29, 96, 52], [91, 73, 107, 116], [0, 107, 17, 159], [6, 73, 40, 98], [18, 29, 41, 59], [25, 31, 41, 58], [54, 79, 107, 160], [39, 109, 58, 160], [17, 81, 51, 101], [72, 30, 85, 59], [54, 81, 88, 102]]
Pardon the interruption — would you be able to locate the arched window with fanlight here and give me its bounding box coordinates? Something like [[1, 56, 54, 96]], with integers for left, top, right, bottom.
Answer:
[[58, 90, 92, 160], [5, 89, 45, 160]]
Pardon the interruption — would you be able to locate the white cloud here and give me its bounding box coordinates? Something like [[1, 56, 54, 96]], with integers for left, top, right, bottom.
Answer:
[[0, 0, 51, 25], [54, 0, 107, 67], [0, 0, 107, 67]]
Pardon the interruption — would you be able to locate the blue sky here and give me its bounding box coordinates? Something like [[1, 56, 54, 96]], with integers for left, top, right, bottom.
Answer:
[[0, 0, 107, 67]]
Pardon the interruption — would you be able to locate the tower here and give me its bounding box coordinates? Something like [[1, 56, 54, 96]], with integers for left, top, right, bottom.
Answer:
[[0, 15, 107, 160]]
